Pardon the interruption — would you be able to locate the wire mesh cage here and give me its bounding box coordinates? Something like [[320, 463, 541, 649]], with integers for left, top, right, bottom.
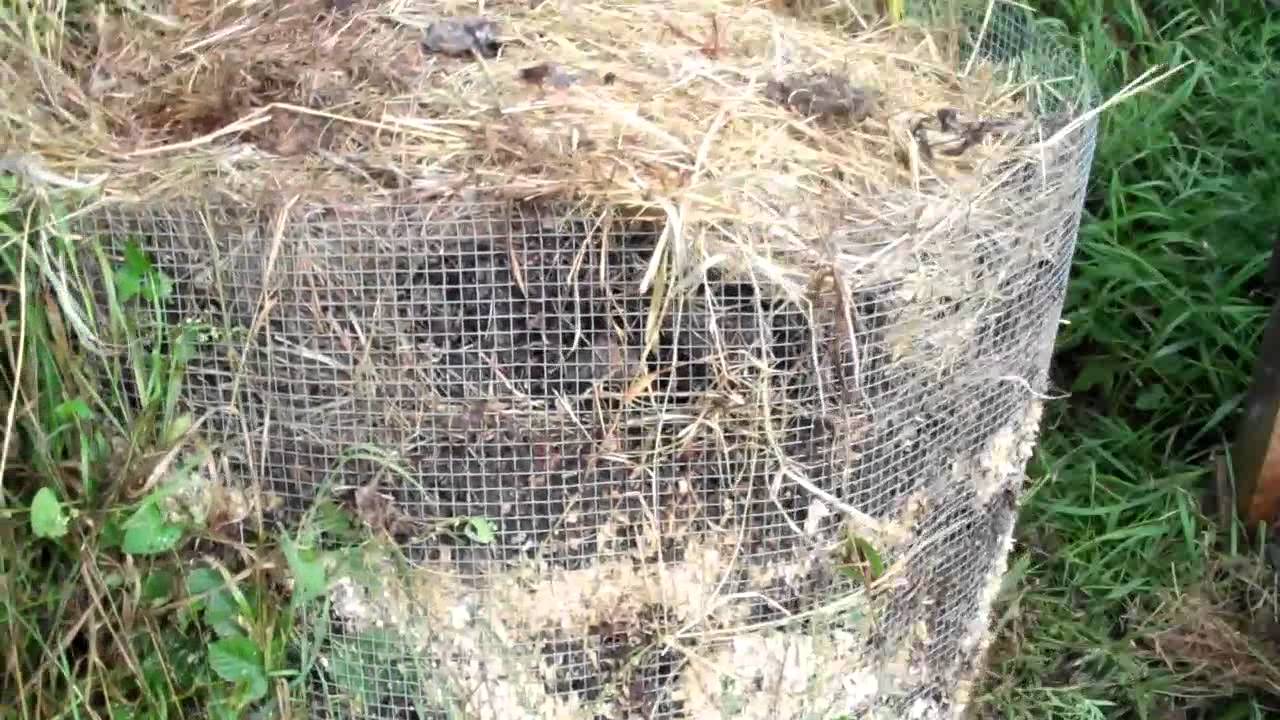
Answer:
[[60, 1, 1098, 718]]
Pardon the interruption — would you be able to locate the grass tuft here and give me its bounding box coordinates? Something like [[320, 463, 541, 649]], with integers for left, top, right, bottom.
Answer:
[[0, 188, 348, 720]]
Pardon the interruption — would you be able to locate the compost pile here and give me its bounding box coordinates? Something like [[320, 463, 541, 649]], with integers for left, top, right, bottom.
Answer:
[[2, 0, 1097, 718]]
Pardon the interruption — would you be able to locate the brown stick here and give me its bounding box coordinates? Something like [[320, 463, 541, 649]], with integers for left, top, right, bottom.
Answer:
[[1233, 293, 1280, 528]]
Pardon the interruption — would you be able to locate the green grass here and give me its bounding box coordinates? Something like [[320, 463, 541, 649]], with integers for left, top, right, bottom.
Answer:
[[980, 1, 1280, 718], [3, 1, 1280, 719], [0, 188, 348, 720], [0, 187, 476, 719]]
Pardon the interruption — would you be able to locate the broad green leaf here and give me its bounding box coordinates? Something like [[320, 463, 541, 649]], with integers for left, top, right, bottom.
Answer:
[[31, 487, 69, 539], [204, 588, 243, 638], [313, 499, 361, 542], [838, 534, 887, 584], [142, 569, 176, 604], [851, 536, 886, 581], [283, 536, 328, 605], [122, 503, 184, 555], [123, 241, 152, 275], [464, 517, 496, 545], [208, 635, 269, 702], [837, 565, 860, 581], [185, 567, 225, 596], [115, 267, 142, 303], [186, 567, 243, 637], [176, 572, 206, 626], [115, 242, 173, 304], [99, 516, 125, 549], [173, 328, 198, 365]]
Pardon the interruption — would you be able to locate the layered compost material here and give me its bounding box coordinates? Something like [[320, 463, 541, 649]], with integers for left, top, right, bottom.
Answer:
[[5, 0, 1099, 717]]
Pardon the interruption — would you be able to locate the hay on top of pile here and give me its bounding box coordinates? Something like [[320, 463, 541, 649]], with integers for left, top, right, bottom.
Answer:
[[2, 0, 1064, 296]]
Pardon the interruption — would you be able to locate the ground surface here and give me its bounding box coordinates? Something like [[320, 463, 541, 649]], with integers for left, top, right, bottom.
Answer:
[[2, 1, 1280, 719]]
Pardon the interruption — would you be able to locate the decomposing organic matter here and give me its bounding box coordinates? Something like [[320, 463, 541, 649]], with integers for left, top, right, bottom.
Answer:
[[9, 0, 1104, 716]]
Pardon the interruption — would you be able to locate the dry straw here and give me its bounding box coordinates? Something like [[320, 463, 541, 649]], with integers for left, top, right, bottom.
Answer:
[[0, 0, 1179, 298]]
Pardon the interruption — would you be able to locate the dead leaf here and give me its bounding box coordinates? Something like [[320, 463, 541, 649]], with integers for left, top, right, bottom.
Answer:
[[519, 62, 582, 89], [765, 72, 878, 122], [422, 16, 502, 59], [354, 479, 404, 535]]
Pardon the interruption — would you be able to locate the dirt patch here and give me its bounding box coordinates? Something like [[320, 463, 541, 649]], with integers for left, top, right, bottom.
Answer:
[[1134, 557, 1280, 698]]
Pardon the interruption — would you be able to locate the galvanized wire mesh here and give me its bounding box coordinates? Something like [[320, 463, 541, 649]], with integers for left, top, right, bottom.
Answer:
[[71, 3, 1096, 719]]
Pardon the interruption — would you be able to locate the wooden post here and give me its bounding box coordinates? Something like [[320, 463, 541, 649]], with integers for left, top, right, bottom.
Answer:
[[1232, 237, 1280, 528]]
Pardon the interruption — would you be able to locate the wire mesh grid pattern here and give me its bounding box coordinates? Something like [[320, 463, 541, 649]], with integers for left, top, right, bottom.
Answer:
[[68, 3, 1097, 718]]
